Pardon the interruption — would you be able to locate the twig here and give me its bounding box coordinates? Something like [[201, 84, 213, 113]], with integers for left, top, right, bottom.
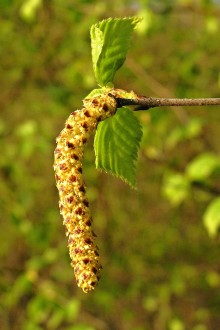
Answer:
[[116, 96, 220, 110]]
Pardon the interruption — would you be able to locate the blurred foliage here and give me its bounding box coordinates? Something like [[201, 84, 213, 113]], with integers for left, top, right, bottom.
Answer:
[[1, 0, 220, 329]]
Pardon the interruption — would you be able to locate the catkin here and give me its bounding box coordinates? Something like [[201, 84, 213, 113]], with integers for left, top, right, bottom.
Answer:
[[54, 91, 117, 293]]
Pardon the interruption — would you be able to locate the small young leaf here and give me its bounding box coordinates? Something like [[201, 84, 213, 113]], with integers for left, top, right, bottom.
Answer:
[[203, 197, 220, 237], [90, 17, 141, 86], [94, 107, 142, 187]]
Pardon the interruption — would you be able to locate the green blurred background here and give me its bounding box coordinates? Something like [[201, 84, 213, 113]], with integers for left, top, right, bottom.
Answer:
[[1, 1, 220, 329]]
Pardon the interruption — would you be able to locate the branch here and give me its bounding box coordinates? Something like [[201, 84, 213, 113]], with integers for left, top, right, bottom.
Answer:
[[116, 96, 220, 110]]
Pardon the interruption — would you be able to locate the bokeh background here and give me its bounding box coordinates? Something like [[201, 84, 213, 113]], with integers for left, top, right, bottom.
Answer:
[[1, 1, 220, 329]]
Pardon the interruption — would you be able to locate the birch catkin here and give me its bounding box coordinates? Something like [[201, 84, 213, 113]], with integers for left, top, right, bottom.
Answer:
[[54, 91, 118, 293]]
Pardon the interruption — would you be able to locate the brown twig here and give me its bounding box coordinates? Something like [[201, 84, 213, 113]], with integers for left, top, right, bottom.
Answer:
[[116, 96, 220, 110]]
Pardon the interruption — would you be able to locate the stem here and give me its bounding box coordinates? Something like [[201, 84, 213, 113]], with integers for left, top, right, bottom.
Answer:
[[116, 96, 220, 110]]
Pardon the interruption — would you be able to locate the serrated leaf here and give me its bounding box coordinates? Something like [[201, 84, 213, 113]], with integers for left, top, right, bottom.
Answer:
[[203, 197, 220, 237], [186, 152, 220, 181], [90, 17, 141, 86], [94, 107, 142, 187]]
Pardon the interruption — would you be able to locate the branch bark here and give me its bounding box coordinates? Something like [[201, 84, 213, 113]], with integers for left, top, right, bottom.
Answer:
[[116, 96, 220, 110]]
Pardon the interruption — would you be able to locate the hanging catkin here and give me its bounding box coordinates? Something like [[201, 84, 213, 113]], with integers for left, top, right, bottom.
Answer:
[[54, 90, 118, 293]]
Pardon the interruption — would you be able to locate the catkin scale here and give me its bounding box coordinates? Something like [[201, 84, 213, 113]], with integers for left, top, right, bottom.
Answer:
[[54, 91, 117, 293]]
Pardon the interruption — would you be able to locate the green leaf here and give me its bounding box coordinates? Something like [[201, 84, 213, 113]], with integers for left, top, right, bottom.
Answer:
[[90, 17, 141, 86], [94, 107, 142, 187], [203, 197, 220, 237], [186, 152, 220, 181]]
